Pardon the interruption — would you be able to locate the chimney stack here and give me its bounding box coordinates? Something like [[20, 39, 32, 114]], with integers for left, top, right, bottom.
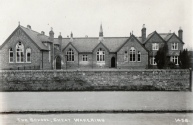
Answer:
[[27, 25, 31, 29], [178, 27, 183, 40], [41, 31, 45, 35], [141, 24, 146, 42]]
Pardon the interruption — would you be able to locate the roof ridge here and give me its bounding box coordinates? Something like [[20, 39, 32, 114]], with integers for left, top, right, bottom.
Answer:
[[20, 25, 49, 37]]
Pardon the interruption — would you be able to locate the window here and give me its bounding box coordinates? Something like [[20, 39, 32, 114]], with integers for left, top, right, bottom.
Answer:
[[82, 55, 88, 61], [97, 48, 105, 62], [171, 56, 178, 65], [124, 51, 128, 62], [152, 43, 159, 50], [171, 43, 178, 50], [67, 48, 74, 61], [137, 51, 141, 62], [130, 47, 136, 62], [16, 42, 24, 63], [26, 48, 31, 63], [9, 48, 13, 63], [150, 57, 157, 65]]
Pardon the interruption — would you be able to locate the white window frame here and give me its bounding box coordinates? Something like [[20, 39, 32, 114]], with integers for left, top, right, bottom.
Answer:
[[152, 43, 159, 50], [9, 48, 14, 63], [171, 43, 178, 50], [171, 56, 179, 65], [124, 51, 128, 62], [137, 51, 141, 62], [150, 57, 157, 65], [129, 47, 136, 62], [16, 42, 24, 63], [97, 48, 105, 62], [66, 48, 74, 62], [82, 55, 88, 61], [26, 48, 31, 63]]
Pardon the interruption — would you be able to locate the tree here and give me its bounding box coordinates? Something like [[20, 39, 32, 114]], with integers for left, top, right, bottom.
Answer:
[[179, 49, 190, 69], [154, 43, 168, 69]]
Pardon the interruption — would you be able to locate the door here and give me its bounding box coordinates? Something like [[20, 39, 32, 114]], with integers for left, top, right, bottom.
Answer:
[[56, 56, 61, 69]]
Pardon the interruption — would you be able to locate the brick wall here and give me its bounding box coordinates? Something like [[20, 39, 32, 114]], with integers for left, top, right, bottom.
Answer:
[[0, 28, 42, 70], [0, 69, 191, 91], [117, 36, 148, 69]]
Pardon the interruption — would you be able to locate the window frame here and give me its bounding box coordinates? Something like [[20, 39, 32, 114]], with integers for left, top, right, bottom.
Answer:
[[26, 48, 31, 63], [171, 56, 179, 65], [171, 43, 178, 50], [16, 42, 24, 63], [82, 55, 88, 61], [66, 48, 74, 62], [150, 57, 157, 65], [152, 43, 159, 50], [124, 51, 128, 62], [96, 48, 105, 62], [129, 47, 136, 62], [9, 48, 14, 63], [137, 51, 141, 62]]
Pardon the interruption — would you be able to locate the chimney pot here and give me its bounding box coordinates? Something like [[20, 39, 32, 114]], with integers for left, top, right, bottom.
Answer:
[[27, 25, 31, 29], [41, 31, 45, 35]]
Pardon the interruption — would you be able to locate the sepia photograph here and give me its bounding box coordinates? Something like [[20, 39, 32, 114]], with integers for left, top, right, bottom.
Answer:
[[0, 0, 192, 124]]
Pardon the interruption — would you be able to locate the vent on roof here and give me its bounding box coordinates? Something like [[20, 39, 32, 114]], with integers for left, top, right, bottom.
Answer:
[[41, 31, 45, 35], [85, 35, 88, 38], [27, 25, 31, 29]]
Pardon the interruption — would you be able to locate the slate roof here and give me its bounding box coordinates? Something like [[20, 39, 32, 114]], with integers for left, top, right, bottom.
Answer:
[[54, 37, 129, 52], [20, 26, 50, 50], [159, 33, 173, 41]]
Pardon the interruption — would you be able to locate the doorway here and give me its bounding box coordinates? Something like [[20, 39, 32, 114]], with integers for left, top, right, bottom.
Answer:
[[56, 56, 61, 69]]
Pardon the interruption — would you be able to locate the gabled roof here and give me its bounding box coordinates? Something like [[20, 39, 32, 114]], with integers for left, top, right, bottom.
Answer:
[[159, 33, 173, 41], [20, 26, 50, 50], [166, 33, 184, 44], [55, 37, 129, 52], [0, 25, 50, 50], [117, 35, 149, 52], [143, 31, 165, 44], [92, 41, 110, 52]]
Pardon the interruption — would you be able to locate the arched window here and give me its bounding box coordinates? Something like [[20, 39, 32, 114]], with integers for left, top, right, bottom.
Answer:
[[137, 51, 141, 62], [97, 48, 105, 62], [26, 48, 31, 63], [66, 48, 74, 61], [130, 47, 136, 62], [16, 42, 24, 63], [124, 51, 128, 62], [9, 48, 13, 63]]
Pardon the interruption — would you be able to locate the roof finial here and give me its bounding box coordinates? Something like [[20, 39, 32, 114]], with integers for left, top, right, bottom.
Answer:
[[51, 27, 53, 31], [18, 21, 20, 26], [179, 27, 182, 30], [99, 23, 103, 37], [60, 32, 61, 35]]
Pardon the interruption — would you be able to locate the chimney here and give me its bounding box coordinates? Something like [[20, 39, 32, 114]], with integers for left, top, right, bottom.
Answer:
[[70, 32, 73, 38], [141, 24, 146, 42], [58, 32, 62, 51], [178, 27, 183, 40], [49, 27, 54, 42], [27, 25, 31, 29], [41, 31, 45, 35]]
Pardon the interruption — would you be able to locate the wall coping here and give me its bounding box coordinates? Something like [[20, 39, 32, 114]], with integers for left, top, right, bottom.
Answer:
[[0, 69, 191, 73]]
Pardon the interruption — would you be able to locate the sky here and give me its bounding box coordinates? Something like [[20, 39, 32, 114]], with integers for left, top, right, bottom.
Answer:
[[0, 0, 192, 49]]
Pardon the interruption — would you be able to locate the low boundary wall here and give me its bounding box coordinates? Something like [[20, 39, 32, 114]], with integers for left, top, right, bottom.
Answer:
[[0, 69, 191, 91]]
